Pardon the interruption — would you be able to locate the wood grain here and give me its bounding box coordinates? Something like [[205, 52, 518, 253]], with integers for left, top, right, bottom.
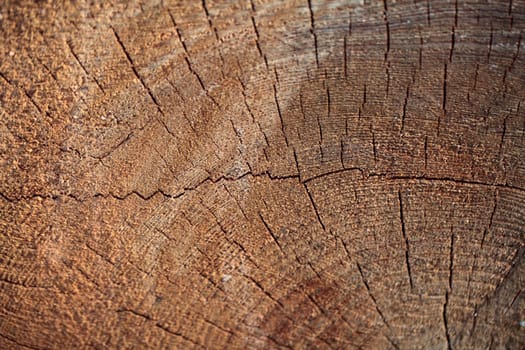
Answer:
[[1, 0, 524, 349]]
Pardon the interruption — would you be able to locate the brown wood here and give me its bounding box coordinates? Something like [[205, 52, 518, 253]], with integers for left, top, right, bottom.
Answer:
[[1, 1, 524, 349]]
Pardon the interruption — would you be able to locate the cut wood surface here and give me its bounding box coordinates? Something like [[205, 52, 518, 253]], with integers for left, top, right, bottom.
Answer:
[[0, 0, 524, 349]]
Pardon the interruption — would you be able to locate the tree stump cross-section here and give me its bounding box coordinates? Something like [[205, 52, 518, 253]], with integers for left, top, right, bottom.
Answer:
[[0, 1, 524, 349]]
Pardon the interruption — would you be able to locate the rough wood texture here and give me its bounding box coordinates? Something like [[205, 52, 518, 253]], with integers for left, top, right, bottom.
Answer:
[[1, 0, 524, 349]]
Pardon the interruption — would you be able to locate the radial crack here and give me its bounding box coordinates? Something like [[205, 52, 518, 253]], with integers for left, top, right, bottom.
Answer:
[[156, 323, 202, 347], [355, 260, 390, 328], [401, 85, 409, 133], [111, 26, 166, 118], [307, 0, 319, 68], [449, 228, 454, 291], [249, 1, 268, 69], [449, 26, 455, 62], [243, 273, 285, 309], [398, 190, 414, 291], [259, 213, 286, 256], [66, 40, 105, 94], [443, 291, 452, 350], [304, 183, 326, 231], [273, 84, 289, 147], [383, 0, 390, 63]]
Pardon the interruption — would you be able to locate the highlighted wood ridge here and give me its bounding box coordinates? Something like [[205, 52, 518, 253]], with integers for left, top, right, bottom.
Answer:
[[0, 1, 524, 349]]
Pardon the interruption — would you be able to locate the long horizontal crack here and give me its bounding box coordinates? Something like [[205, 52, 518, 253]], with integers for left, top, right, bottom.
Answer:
[[303, 169, 525, 192], [2, 169, 523, 203]]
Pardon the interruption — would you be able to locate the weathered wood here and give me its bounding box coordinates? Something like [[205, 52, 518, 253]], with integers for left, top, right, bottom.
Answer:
[[1, 0, 524, 349]]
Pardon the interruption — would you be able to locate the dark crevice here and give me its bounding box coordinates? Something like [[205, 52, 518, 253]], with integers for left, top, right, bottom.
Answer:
[[401, 85, 409, 134], [111, 27, 162, 112], [74, 265, 102, 290], [203, 319, 234, 336], [168, 10, 190, 57], [426, 0, 431, 26], [223, 184, 250, 221], [184, 57, 205, 93], [236, 78, 269, 151], [259, 212, 286, 256], [398, 190, 414, 291], [383, 0, 390, 63], [156, 322, 202, 347], [293, 148, 301, 177], [508, 33, 521, 73], [466, 189, 496, 308], [93, 131, 134, 161], [201, 200, 259, 269], [343, 36, 348, 79], [273, 84, 289, 147], [386, 62, 391, 96], [303, 183, 326, 231], [36, 57, 58, 82], [116, 308, 152, 321], [4, 170, 523, 204], [165, 15, 218, 106], [419, 31, 424, 70], [201, 0, 218, 41], [304, 167, 364, 184], [372, 132, 378, 162], [488, 190, 498, 230], [467, 190, 498, 301], [243, 273, 285, 309], [340, 139, 345, 168], [250, 15, 267, 69], [307, 0, 319, 68], [93, 188, 185, 201], [305, 292, 327, 316], [153, 227, 174, 242], [387, 337, 401, 350], [265, 334, 293, 350], [353, 258, 390, 328], [197, 270, 226, 294], [66, 40, 105, 94], [326, 85, 331, 124], [111, 26, 180, 142], [200, 0, 226, 77], [85, 243, 116, 267], [449, 26, 455, 62], [444, 291, 452, 350], [498, 115, 508, 158], [274, 66, 280, 84], [236, 77, 256, 123], [230, 119, 244, 145], [505, 289, 521, 314], [424, 136, 428, 171], [449, 227, 454, 291], [472, 247, 525, 331], [487, 25, 494, 63], [0, 71, 44, 114], [307, 262, 323, 281]]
